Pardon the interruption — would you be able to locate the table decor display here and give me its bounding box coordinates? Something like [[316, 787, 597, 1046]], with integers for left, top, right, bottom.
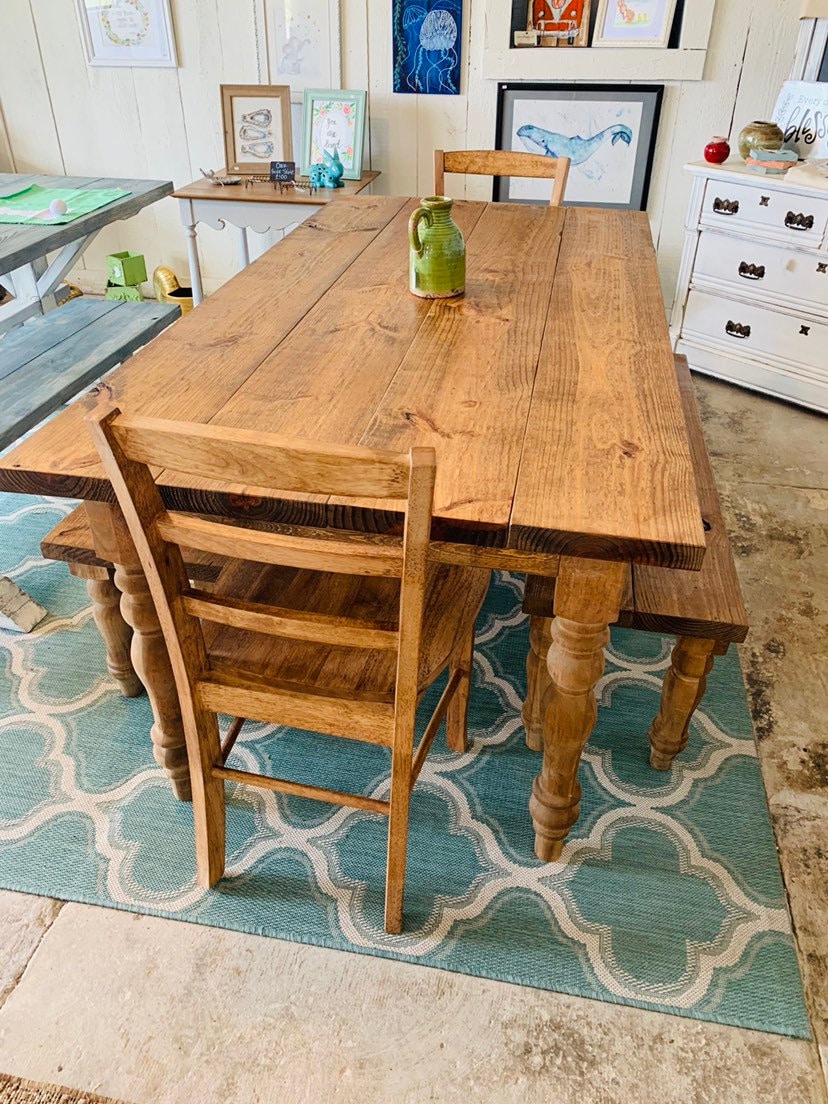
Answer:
[[220, 84, 293, 175], [75, 0, 177, 67], [199, 167, 242, 186], [408, 196, 465, 299], [496, 83, 662, 210], [308, 148, 345, 188], [703, 136, 730, 164], [267, 0, 342, 100], [393, 0, 462, 94], [301, 89, 367, 179], [0, 184, 130, 225], [736, 120, 784, 162], [592, 0, 678, 48]]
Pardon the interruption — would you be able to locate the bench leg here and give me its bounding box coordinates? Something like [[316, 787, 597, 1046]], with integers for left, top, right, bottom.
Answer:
[[86, 502, 192, 802], [648, 636, 719, 771], [522, 615, 552, 752], [69, 563, 143, 698]]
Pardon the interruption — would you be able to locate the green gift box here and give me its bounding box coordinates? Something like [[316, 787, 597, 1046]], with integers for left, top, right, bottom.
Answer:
[[107, 251, 147, 287], [104, 281, 143, 302]]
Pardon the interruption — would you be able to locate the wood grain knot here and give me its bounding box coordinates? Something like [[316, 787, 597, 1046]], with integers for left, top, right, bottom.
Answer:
[[619, 440, 641, 459]]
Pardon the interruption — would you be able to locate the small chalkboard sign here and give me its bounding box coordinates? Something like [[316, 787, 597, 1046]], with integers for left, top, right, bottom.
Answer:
[[270, 160, 296, 183]]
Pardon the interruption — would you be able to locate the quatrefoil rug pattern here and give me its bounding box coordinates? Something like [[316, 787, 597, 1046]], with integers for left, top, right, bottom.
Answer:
[[0, 493, 809, 1037]]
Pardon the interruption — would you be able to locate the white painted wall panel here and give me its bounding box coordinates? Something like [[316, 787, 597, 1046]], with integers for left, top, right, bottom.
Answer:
[[0, 0, 801, 307]]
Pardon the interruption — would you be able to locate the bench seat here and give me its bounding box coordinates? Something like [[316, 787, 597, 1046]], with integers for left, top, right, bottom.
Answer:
[[0, 298, 179, 451]]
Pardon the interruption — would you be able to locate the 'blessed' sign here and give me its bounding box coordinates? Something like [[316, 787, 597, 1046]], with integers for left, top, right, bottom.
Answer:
[[773, 81, 828, 160]]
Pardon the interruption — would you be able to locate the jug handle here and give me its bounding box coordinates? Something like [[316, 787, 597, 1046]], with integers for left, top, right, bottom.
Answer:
[[409, 206, 433, 257]]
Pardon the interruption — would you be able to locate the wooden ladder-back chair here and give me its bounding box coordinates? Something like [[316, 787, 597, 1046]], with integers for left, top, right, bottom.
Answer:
[[87, 407, 490, 934], [434, 149, 571, 206]]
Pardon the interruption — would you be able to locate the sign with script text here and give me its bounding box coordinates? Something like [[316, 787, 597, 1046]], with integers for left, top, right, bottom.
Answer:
[[773, 81, 828, 160]]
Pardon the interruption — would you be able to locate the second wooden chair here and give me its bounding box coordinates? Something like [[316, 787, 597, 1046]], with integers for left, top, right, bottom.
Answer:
[[434, 149, 570, 206], [87, 408, 490, 934]]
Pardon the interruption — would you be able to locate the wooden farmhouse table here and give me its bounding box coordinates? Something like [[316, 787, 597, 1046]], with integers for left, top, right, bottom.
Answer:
[[0, 173, 173, 334], [0, 195, 707, 860]]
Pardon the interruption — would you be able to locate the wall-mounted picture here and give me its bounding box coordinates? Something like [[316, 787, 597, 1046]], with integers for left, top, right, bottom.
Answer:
[[267, 0, 342, 101], [495, 83, 663, 210], [592, 0, 678, 48], [532, 0, 591, 48], [301, 89, 367, 179], [75, 0, 177, 67], [393, 0, 462, 95], [221, 84, 293, 174]]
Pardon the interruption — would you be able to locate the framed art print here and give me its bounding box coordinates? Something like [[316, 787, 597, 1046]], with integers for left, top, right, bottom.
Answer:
[[495, 83, 663, 210], [301, 89, 367, 179], [221, 85, 293, 174], [592, 0, 679, 48], [75, 0, 178, 67], [393, 0, 462, 95], [267, 0, 342, 102]]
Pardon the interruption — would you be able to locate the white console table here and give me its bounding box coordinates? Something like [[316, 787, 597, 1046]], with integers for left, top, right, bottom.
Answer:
[[173, 172, 380, 306], [671, 161, 828, 414]]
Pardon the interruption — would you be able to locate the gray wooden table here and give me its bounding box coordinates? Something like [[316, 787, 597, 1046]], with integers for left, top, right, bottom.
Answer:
[[0, 174, 172, 334]]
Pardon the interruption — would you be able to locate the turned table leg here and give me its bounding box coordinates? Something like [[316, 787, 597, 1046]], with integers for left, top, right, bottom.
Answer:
[[70, 563, 143, 698], [529, 558, 627, 861], [648, 636, 720, 770], [86, 502, 192, 801], [523, 615, 552, 752]]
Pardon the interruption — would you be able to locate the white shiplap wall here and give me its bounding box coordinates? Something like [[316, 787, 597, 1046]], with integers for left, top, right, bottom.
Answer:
[[0, 0, 799, 304]]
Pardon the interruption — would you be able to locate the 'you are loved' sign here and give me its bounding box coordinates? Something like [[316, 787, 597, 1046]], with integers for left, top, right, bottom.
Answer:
[[773, 81, 828, 160]]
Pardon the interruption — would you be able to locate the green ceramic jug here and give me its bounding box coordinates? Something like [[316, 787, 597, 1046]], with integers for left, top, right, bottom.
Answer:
[[408, 196, 465, 299]]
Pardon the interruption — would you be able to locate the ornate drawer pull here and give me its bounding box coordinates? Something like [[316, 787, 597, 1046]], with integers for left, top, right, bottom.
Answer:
[[785, 211, 815, 231], [738, 262, 765, 280], [725, 320, 751, 339], [817, 262, 827, 274], [713, 197, 739, 216]]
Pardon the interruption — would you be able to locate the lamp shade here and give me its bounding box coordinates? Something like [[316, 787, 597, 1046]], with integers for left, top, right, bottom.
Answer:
[[801, 0, 828, 16]]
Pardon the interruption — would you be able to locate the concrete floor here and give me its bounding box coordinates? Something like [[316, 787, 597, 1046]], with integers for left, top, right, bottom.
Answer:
[[0, 375, 825, 1104]]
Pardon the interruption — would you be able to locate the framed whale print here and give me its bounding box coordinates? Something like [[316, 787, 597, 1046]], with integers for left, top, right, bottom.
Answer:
[[495, 83, 663, 210]]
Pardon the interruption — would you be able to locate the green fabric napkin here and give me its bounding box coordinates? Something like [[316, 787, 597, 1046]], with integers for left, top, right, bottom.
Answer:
[[0, 184, 131, 225]]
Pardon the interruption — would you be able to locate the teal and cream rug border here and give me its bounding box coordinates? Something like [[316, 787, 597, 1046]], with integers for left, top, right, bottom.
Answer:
[[0, 492, 811, 1039]]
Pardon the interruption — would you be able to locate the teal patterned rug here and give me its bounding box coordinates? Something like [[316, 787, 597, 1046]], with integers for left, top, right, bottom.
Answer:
[[0, 491, 810, 1038]]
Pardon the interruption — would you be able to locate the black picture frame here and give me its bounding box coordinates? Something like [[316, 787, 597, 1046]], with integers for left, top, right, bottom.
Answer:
[[495, 82, 663, 211]]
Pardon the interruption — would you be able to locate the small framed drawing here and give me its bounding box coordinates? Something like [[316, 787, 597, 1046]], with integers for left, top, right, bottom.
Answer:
[[221, 85, 293, 175], [301, 89, 367, 180], [592, 0, 678, 48], [495, 83, 663, 210], [75, 0, 177, 67], [267, 0, 342, 102]]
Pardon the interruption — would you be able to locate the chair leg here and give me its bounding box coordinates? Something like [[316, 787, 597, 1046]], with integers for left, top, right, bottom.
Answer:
[[648, 636, 717, 770], [189, 708, 227, 888], [522, 615, 552, 752], [446, 621, 476, 753], [384, 743, 413, 935]]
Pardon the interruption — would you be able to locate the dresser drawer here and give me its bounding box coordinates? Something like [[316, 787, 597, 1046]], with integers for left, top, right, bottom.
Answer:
[[700, 179, 828, 249], [682, 290, 828, 376], [694, 231, 828, 315]]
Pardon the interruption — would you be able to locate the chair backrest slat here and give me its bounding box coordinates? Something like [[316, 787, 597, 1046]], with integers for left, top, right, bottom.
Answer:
[[113, 416, 412, 498], [434, 149, 570, 207], [156, 511, 405, 577], [182, 589, 400, 650]]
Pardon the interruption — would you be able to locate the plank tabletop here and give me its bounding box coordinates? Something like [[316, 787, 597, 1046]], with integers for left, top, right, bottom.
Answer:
[[0, 195, 706, 571], [0, 174, 173, 272], [172, 171, 381, 206]]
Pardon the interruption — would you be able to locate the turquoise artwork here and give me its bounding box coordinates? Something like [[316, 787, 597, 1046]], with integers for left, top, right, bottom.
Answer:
[[0, 490, 810, 1039]]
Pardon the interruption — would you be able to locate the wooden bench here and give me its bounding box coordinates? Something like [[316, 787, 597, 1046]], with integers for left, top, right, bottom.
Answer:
[[0, 297, 179, 452], [522, 355, 749, 771]]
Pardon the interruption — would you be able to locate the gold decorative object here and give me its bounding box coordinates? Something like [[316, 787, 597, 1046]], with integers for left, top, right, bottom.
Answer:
[[153, 266, 194, 315]]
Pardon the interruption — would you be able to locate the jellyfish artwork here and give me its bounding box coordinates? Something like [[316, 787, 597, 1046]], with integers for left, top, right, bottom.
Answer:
[[413, 9, 459, 94], [393, 1, 462, 95]]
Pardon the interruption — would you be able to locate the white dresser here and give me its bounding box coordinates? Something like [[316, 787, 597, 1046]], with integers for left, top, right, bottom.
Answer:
[[670, 160, 828, 414]]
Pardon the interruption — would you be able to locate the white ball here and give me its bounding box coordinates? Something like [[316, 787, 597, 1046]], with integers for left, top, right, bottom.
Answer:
[[49, 198, 68, 216]]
